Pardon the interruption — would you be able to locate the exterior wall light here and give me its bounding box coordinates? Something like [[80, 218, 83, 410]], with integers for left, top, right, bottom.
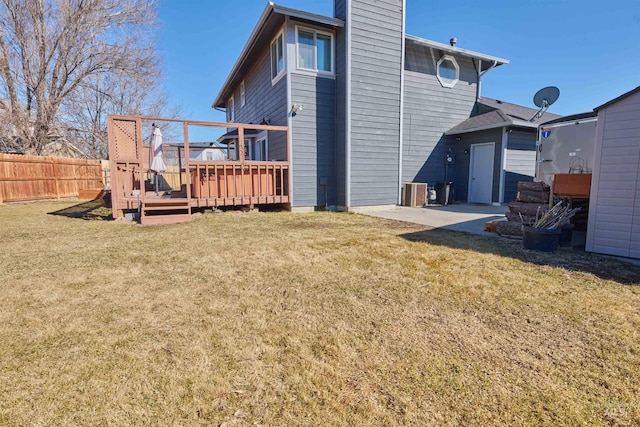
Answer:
[[291, 104, 304, 116]]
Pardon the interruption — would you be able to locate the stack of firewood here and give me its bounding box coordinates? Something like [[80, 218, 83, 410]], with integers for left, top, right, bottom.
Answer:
[[495, 181, 550, 238]]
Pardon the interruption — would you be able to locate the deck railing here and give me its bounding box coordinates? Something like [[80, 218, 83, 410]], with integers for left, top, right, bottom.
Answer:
[[107, 115, 290, 217], [190, 161, 289, 206]]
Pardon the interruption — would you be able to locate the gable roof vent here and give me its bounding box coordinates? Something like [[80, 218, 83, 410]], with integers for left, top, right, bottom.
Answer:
[[450, 37, 457, 47]]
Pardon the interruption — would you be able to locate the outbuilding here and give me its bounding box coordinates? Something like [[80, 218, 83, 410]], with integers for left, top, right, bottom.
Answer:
[[586, 86, 640, 259]]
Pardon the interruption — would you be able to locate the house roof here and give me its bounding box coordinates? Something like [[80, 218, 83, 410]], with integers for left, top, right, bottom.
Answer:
[[405, 35, 509, 71], [539, 111, 597, 126], [593, 86, 640, 111], [212, 2, 344, 109], [213, 2, 511, 110], [445, 97, 562, 135]]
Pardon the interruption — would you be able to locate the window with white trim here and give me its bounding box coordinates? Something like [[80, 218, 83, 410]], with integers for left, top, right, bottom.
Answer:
[[296, 27, 333, 74], [437, 55, 459, 88], [240, 81, 246, 107], [228, 96, 235, 122], [271, 32, 284, 81]]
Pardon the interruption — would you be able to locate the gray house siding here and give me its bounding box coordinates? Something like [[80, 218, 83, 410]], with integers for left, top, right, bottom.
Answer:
[[216, 0, 515, 210], [402, 42, 478, 191], [449, 128, 503, 203], [227, 47, 288, 161], [347, 0, 404, 206], [587, 89, 640, 258], [290, 74, 337, 207], [334, 0, 346, 19], [504, 129, 537, 202]]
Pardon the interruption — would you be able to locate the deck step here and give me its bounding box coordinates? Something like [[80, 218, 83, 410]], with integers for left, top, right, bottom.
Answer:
[[140, 198, 192, 225], [144, 197, 189, 206], [140, 213, 192, 225], [143, 203, 190, 212]]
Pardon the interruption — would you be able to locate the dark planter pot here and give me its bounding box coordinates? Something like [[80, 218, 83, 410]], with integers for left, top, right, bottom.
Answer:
[[522, 226, 561, 252], [559, 223, 575, 247]]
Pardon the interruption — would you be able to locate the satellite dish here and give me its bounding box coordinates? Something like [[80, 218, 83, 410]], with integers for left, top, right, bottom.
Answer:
[[530, 86, 560, 122], [533, 86, 560, 108]]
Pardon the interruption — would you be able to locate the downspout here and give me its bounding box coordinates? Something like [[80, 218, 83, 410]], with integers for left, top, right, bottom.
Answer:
[[397, 0, 406, 205], [476, 59, 497, 101], [474, 59, 481, 102], [345, 0, 352, 209]]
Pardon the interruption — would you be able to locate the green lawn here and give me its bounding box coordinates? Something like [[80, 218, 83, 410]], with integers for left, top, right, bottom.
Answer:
[[0, 200, 639, 426]]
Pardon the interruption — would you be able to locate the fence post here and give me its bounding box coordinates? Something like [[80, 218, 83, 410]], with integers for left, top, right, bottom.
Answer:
[[52, 158, 60, 199], [0, 156, 3, 203]]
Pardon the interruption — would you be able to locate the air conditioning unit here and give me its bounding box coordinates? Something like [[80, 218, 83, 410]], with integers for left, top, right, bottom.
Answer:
[[402, 182, 427, 207]]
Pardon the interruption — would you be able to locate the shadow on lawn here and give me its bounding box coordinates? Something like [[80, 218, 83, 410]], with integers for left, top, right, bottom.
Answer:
[[400, 228, 640, 286], [48, 199, 113, 221]]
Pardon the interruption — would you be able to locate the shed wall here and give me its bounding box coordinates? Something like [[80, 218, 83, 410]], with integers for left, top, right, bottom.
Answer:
[[587, 90, 640, 258]]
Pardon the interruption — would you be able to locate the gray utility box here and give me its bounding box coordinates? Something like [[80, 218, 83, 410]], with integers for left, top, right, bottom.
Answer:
[[536, 115, 598, 186]]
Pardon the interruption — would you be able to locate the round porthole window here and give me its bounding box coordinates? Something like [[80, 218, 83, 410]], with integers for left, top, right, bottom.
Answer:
[[437, 55, 459, 88]]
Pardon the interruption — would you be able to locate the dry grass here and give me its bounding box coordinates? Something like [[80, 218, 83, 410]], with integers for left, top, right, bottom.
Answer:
[[1, 200, 639, 426]]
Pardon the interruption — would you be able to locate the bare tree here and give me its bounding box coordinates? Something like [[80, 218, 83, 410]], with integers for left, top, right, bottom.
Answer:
[[61, 62, 173, 159], [0, 0, 164, 157]]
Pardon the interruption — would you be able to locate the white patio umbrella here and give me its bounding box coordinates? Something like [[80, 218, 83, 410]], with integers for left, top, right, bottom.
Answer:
[[150, 125, 166, 194]]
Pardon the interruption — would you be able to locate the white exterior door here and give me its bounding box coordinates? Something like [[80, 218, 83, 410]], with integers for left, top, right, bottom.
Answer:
[[469, 142, 495, 204]]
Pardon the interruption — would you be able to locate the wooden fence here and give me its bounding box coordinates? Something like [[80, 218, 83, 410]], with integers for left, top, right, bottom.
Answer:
[[0, 153, 104, 203]]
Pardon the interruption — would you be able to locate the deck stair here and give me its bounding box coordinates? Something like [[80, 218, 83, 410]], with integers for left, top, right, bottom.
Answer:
[[140, 197, 191, 225]]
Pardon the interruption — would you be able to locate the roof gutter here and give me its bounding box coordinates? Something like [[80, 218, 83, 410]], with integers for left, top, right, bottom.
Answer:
[[212, 2, 276, 108], [445, 121, 513, 136], [445, 119, 538, 136], [405, 35, 509, 65], [272, 4, 344, 27]]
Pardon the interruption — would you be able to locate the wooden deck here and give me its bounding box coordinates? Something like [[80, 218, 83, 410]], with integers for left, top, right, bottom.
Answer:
[[107, 115, 290, 225]]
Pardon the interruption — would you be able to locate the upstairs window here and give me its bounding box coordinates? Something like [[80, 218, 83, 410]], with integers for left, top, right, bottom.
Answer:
[[240, 81, 246, 107], [437, 55, 459, 88], [296, 27, 333, 74], [271, 32, 284, 82]]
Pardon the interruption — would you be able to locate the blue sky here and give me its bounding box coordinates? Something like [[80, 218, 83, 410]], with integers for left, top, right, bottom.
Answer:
[[158, 0, 640, 123]]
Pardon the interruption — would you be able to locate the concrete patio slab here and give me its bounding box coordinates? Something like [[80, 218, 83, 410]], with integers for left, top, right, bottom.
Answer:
[[351, 204, 507, 237]]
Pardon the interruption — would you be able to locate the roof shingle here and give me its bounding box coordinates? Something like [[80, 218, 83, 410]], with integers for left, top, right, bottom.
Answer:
[[445, 97, 562, 135]]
